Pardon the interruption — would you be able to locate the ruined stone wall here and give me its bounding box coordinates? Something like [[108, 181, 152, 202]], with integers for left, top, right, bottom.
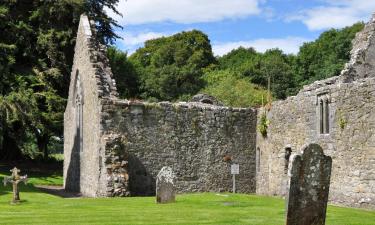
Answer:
[[256, 78, 375, 209], [101, 100, 257, 196], [256, 15, 375, 209], [64, 14, 118, 197], [64, 14, 257, 198]]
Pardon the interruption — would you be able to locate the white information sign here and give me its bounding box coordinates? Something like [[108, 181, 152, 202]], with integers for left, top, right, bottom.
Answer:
[[231, 164, 239, 175]]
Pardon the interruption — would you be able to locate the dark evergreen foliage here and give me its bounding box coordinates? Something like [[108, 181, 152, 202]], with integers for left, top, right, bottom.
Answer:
[[0, 0, 121, 160], [0, 0, 365, 160]]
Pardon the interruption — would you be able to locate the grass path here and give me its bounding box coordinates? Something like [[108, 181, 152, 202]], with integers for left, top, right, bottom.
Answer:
[[0, 168, 374, 224]]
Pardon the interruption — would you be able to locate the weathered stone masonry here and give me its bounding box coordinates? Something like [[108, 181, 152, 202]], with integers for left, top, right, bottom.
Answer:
[[63, 14, 118, 197], [64, 14, 257, 197], [257, 14, 375, 209], [64, 13, 375, 209], [102, 100, 256, 196]]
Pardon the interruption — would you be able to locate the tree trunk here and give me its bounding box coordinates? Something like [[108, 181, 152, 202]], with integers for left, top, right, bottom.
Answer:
[[37, 134, 50, 160]]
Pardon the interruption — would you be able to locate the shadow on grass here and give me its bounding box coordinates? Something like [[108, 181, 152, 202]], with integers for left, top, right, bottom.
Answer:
[[0, 161, 68, 197]]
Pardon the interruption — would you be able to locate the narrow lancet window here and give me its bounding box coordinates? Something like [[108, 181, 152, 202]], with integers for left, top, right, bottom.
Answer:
[[324, 99, 329, 134], [74, 71, 84, 153], [318, 94, 330, 134], [284, 147, 292, 174], [320, 100, 324, 134]]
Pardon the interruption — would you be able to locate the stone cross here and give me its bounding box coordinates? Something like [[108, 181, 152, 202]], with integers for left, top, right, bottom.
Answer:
[[285, 144, 332, 225], [156, 166, 176, 203], [3, 167, 28, 204]]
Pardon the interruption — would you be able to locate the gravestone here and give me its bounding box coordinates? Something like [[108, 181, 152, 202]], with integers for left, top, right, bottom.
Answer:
[[3, 167, 28, 204], [156, 166, 176, 203], [285, 144, 332, 225]]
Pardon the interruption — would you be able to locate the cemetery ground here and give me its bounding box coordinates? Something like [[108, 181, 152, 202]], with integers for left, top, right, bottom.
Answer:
[[0, 164, 374, 225]]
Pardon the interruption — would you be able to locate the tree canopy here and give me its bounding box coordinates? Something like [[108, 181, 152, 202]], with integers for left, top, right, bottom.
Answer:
[[0, 1, 365, 160], [0, 0, 121, 160], [128, 30, 216, 101]]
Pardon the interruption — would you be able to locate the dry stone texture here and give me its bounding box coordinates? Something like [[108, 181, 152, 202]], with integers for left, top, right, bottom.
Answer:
[[257, 14, 375, 209], [64, 14, 256, 197], [285, 144, 332, 225], [64, 13, 375, 210], [101, 100, 257, 196]]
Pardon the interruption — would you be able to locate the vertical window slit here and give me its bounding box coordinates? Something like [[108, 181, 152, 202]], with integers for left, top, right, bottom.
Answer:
[[284, 147, 292, 174], [320, 100, 324, 134], [256, 147, 261, 172], [325, 100, 329, 134]]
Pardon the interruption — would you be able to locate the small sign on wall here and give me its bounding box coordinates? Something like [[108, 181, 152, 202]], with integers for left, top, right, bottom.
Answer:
[[231, 164, 239, 175]]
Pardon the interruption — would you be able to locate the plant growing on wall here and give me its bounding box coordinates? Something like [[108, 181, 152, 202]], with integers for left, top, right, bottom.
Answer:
[[337, 110, 347, 130], [258, 112, 269, 137]]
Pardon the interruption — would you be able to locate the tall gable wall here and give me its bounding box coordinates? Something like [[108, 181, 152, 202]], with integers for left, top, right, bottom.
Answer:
[[63, 14, 118, 197]]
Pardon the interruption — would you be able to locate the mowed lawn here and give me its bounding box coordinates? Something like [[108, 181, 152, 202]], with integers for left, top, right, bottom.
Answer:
[[0, 169, 374, 225]]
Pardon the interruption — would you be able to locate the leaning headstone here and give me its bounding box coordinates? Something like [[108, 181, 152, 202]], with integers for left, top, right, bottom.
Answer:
[[156, 166, 176, 203], [285, 144, 332, 225]]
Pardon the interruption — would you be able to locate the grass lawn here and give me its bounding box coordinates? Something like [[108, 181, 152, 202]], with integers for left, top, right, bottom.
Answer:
[[0, 167, 374, 225]]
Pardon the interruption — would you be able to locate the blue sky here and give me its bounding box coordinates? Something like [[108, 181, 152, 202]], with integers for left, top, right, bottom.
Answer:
[[109, 0, 375, 56]]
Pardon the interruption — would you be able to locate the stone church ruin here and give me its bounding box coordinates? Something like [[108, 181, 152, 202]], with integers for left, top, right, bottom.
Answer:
[[64, 14, 375, 209]]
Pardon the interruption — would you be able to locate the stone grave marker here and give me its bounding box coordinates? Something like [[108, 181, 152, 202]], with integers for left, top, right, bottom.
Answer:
[[285, 143, 332, 225], [156, 166, 176, 203], [3, 167, 28, 204]]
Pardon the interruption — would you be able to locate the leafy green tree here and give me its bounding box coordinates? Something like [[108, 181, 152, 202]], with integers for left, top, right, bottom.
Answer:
[[295, 22, 364, 87], [260, 49, 296, 99], [107, 47, 140, 98], [201, 70, 268, 107], [218, 47, 258, 72], [217, 47, 296, 99], [130, 30, 217, 101]]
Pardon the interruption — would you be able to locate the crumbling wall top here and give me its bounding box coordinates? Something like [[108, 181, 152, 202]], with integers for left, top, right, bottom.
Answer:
[[78, 14, 118, 99], [340, 13, 375, 82]]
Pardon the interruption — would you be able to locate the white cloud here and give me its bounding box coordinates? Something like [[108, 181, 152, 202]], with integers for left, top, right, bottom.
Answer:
[[118, 31, 173, 54], [120, 31, 169, 46], [288, 0, 375, 30], [109, 0, 262, 25], [212, 37, 310, 56]]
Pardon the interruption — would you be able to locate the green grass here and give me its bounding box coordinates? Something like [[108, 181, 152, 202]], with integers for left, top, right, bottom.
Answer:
[[0, 169, 374, 225], [0, 164, 63, 186]]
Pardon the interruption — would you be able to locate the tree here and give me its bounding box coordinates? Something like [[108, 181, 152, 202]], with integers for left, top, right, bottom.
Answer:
[[130, 30, 217, 101], [217, 47, 296, 99], [85, 0, 122, 45], [295, 22, 365, 88], [201, 70, 268, 107], [107, 47, 140, 98], [0, 0, 122, 160]]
